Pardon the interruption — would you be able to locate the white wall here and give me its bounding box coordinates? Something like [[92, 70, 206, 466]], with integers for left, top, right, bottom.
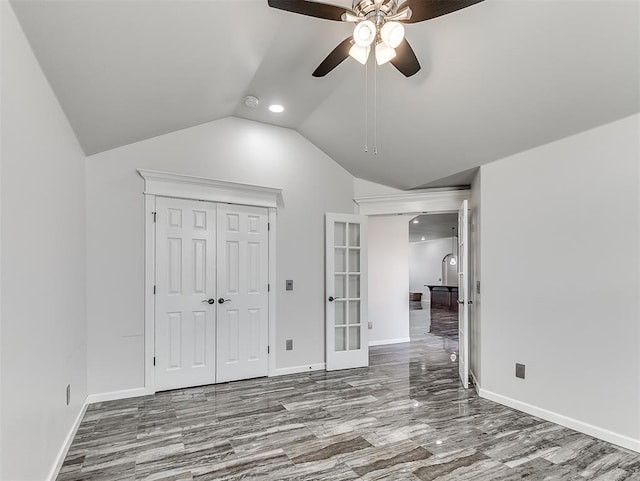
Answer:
[[479, 114, 640, 450], [1, 3, 87, 480], [469, 170, 481, 385], [409, 238, 456, 301], [367, 215, 412, 344], [85, 117, 355, 394]]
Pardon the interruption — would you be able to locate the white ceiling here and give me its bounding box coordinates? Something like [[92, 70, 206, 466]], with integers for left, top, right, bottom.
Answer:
[[11, 0, 639, 190], [409, 213, 458, 242]]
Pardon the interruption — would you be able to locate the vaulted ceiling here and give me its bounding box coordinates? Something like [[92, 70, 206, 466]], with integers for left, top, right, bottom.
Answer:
[[11, 0, 639, 189]]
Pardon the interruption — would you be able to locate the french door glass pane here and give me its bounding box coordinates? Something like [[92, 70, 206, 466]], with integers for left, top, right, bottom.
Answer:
[[335, 248, 346, 272], [335, 274, 346, 297], [348, 300, 360, 325], [335, 222, 346, 246], [348, 326, 361, 350], [335, 327, 347, 351], [348, 223, 360, 247], [335, 301, 346, 325], [348, 249, 360, 272], [348, 274, 360, 298]]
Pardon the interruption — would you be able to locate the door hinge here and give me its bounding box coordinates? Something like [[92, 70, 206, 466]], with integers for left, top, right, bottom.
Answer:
[[153, 285, 156, 295], [268, 283, 270, 292], [153, 356, 156, 366], [152, 212, 157, 223], [267, 345, 270, 354], [268, 223, 270, 231]]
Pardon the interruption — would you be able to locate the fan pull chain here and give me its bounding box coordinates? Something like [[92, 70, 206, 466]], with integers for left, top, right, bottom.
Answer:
[[364, 57, 368, 153], [374, 55, 378, 155]]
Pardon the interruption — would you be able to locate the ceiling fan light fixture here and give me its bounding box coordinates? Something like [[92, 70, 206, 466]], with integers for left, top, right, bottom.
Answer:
[[353, 20, 376, 47], [349, 44, 370, 65], [380, 21, 405, 49], [375, 41, 396, 65]]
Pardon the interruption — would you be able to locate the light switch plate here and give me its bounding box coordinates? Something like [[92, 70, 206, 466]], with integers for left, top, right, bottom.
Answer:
[[286, 280, 293, 291], [515, 363, 525, 379]]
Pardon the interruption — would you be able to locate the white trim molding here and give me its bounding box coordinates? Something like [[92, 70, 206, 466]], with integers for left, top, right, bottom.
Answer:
[[479, 388, 640, 453], [270, 363, 326, 377], [268, 209, 278, 377], [355, 189, 470, 216], [138, 169, 282, 208], [86, 388, 154, 405], [368, 337, 411, 347], [47, 398, 89, 481]]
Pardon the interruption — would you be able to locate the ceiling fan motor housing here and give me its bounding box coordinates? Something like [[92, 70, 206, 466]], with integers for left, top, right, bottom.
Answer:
[[352, 0, 398, 18]]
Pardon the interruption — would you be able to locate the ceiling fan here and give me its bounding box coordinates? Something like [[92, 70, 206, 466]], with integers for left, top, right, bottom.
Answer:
[[267, 0, 484, 77]]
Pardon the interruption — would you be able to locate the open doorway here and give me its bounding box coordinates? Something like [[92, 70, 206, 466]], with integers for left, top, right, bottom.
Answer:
[[408, 213, 460, 360]]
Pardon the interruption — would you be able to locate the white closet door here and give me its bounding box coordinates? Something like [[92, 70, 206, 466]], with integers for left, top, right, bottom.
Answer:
[[155, 197, 217, 391], [325, 213, 368, 371], [458, 200, 470, 389], [216, 204, 269, 382]]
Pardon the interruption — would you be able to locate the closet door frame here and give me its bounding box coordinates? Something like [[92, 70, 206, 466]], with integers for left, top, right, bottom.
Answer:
[[138, 169, 281, 394]]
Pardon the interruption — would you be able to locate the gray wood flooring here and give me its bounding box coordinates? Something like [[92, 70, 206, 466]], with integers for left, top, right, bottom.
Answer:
[[56, 307, 640, 480]]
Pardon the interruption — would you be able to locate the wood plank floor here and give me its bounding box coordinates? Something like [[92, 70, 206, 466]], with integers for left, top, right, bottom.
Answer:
[[57, 307, 640, 480]]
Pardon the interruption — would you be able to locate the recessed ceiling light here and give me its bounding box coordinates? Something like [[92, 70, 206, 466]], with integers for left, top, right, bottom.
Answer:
[[421, 236, 425, 241], [269, 104, 285, 113], [412, 219, 419, 224], [244, 95, 259, 108]]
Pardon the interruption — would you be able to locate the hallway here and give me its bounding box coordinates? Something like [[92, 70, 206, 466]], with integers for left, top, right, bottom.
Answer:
[[57, 309, 640, 480]]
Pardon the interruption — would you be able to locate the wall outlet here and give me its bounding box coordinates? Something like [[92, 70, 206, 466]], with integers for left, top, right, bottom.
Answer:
[[515, 363, 525, 379], [368, 321, 373, 329], [286, 339, 293, 351], [66, 384, 71, 405]]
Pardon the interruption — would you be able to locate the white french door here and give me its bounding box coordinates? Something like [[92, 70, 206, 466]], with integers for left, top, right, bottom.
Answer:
[[155, 197, 217, 391], [154, 197, 269, 391], [325, 214, 368, 371], [216, 204, 269, 382], [457, 200, 470, 389]]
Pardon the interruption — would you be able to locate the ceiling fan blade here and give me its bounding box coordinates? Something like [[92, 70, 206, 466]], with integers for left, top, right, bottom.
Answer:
[[398, 0, 484, 24], [267, 0, 354, 21], [390, 39, 421, 77], [313, 37, 353, 77]]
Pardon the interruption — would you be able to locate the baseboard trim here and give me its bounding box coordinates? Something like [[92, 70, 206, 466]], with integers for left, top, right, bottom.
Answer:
[[86, 387, 154, 404], [479, 388, 640, 453], [368, 337, 410, 347], [47, 397, 88, 481], [270, 363, 326, 377]]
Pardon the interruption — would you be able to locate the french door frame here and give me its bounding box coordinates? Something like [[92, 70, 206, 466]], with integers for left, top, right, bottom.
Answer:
[[353, 188, 476, 389], [138, 169, 281, 393]]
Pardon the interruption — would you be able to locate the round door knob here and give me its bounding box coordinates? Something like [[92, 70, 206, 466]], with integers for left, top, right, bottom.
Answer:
[[201, 298, 215, 305], [328, 296, 336, 302], [218, 298, 231, 304]]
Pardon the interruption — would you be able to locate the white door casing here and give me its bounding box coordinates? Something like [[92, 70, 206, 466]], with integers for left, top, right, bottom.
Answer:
[[216, 204, 270, 383], [458, 200, 470, 389], [139, 169, 280, 393], [155, 197, 217, 391], [326, 213, 368, 371]]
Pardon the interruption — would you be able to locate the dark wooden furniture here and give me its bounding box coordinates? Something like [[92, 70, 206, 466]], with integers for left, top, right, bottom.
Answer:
[[425, 285, 458, 311]]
